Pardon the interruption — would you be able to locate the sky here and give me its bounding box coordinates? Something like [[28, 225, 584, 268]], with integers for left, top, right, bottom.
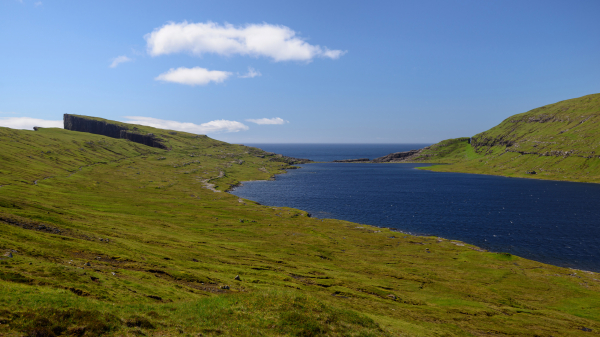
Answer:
[[1, 0, 599, 143]]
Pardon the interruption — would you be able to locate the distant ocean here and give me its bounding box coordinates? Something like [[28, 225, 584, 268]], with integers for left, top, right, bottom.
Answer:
[[243, 143, 431, 162], [232, 144, 600, 272]]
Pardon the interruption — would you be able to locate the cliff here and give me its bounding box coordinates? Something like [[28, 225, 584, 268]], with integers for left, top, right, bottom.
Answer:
[[64, 114, 169, 150]]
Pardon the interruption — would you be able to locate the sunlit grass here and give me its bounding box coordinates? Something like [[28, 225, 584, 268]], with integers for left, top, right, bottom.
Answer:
[[0, 118, 599, 335]]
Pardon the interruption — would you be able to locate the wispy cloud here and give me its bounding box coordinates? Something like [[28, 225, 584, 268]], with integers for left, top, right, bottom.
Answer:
[[145, 21, 347, 62], [109, 55, 132, 68], [122, 116, 248, 134], [34, 1, 42, 7], [239, 67, 261, 79], [0, 117, 62, 130], [246, 117, 288, 125], [0, 111, 18, 115], [155, 67, 232, 86]]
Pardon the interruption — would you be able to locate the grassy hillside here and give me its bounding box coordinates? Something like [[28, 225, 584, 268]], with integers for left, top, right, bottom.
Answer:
[[1, 120, 600, 336], [415, 93, 600, 183], [403, 138, 473, 164]]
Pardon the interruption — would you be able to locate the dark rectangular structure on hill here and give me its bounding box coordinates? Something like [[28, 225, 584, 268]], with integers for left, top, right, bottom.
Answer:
[[63, 114, 169, 150]]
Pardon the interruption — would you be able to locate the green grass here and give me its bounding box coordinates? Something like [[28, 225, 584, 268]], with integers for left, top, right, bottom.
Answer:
[[410, 93, 600, 183], [0, 119, 599, 335]]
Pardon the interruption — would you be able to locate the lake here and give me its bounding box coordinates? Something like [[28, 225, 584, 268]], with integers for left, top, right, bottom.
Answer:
[[232, 144, 600, 272]]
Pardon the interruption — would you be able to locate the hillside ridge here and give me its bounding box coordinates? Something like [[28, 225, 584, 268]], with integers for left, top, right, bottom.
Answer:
[[64, 114, 171, 150], [368, 93, 600, 183], [0, 116, 599, 335]]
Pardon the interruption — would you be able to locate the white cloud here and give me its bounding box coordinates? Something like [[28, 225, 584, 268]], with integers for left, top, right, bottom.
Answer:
[[145, 21, 346, 62], [239, 67, 261, 79], [246, 117, 288, 125], [0, 117, 62, 130], [109, 55, 132, 68], [34, 1, 42, 7], [155, 67, 232, 86], [122, 116, 248, 134]]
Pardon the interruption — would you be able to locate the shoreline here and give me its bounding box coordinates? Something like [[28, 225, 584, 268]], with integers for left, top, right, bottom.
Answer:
[[228, 163, 599, 274]]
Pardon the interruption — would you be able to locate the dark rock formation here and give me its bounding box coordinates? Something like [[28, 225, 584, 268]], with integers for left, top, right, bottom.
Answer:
[[245, 148, 313, 164], [64, 114, 169, 150], [267, 154, 313, 164], [333, 158, 370, 163], [64, 114, 126, 138], [119, 130, 169, 149], [372, 149, 421, 163]]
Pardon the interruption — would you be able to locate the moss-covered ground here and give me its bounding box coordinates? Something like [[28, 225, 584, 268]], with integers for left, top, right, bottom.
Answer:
[[1, 122, 599, 336]]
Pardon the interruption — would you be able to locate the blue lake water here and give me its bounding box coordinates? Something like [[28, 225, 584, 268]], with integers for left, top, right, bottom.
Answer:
[[233, 144, 600, 272]]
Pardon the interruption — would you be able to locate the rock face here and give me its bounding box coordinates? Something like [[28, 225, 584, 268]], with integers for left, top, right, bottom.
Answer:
[[119, 130, 168, 149], [265, 152, 313, 164], [371, 149, 421, 163], [333, 158, 370, 163], [64, 114, 169, 150]]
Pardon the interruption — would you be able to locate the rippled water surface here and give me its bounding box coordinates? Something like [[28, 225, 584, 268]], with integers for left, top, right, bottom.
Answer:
[[232, 145, 600, 272]]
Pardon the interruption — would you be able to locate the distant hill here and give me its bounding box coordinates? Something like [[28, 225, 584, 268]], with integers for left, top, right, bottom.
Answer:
[[388, 93, 600, 183]]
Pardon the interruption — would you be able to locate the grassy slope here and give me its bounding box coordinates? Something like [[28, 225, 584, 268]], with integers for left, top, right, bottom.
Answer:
[[0, 123, 599, 336], [413, 93, 600, 183]]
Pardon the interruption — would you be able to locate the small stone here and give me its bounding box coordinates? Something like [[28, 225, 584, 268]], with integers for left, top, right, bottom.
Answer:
[[192, 258, 199, 262], [84, 262, 91, 266], [387, 294, 397, 300], [234, 275, 241, 281], [111, 272, 116, 276], [4, 252, 13, 258], [221, 285, 230, 290]]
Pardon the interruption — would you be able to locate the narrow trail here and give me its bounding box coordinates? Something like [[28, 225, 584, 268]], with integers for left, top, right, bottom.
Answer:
[[198, 170, 225, 193]]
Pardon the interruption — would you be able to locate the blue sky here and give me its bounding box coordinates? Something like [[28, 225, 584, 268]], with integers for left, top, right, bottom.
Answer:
[[1, 0, 599, 143]]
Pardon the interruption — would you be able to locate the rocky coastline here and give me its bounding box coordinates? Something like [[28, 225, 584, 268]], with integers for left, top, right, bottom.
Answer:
[[329, 149, 425, 163]]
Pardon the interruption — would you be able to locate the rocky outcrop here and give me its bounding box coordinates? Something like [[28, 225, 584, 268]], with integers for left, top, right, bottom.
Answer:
[[119, 130, 169, 149], [333, 158, 370, 163], [267, 153, 313, 164], [371, 149, 421, 163], [64, 114, 127, 138], [64, 114, 169, 150]]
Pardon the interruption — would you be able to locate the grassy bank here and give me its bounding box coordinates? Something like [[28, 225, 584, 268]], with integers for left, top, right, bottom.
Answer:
[[1, 121, 599, 336], [404, 93, 600, 184]]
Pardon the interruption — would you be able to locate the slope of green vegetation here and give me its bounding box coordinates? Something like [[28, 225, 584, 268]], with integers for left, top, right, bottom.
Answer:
[[406, 138, 474, 164], [416, 93, 600, 183], [1, 120, 600, 336]]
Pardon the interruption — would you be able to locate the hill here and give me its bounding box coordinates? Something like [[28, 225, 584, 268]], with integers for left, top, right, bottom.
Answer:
[[0, 115, 599, 336], [386, 93, 600, 183]]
